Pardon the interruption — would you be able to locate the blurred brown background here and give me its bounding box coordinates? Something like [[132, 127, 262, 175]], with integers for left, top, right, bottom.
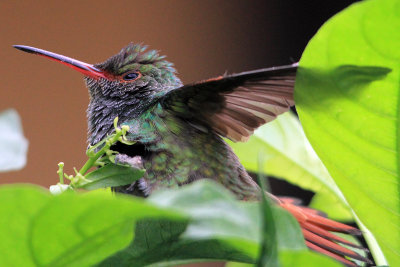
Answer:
[[0, 0, 355, 189]]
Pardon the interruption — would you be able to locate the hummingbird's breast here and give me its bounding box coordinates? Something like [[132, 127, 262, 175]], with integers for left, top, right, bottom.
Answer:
[[120, 103, 260, 199]]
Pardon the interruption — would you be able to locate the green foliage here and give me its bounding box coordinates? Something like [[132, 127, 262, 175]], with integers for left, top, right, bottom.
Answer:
[[0, 185, 183, 267], [100, 180, 339, 266], [295, 0, 398, 265], [0, 181, 338, 267], [0, 109, 28, 172]]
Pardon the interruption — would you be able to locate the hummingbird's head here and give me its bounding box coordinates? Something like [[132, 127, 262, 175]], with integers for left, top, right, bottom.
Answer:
[[86, 43, 182, 100]]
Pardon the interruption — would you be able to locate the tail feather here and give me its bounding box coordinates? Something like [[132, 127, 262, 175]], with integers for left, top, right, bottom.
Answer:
[[306, 212, 361, 235], [303, 229, 366, 261], [301, 221, 365, 249], [306, 241, 357, 267], [278, 197, 373, 266]]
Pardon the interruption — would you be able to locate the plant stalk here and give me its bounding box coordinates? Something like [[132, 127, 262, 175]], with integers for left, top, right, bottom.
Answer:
[[353, 212, 387, 266]]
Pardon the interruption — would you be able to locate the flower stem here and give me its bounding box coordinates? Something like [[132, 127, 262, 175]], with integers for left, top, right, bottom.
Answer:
[[78, 117, 131, 176], [57, 117, 132, 189], [57, 162, 64, 184]]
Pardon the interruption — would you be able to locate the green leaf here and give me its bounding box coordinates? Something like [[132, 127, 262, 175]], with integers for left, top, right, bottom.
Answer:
[[100, 180, 339, 267], [227, 251, 342, 267], [280, 251, 341, 267], [228, 112, 352, 220], [295, 0, 399, 265], [0, 185, 183, 267], [227, 255, 340, 267], [76, 163, 145, 190], [0, 109, 28, 172], [226, 263, 253, 267], [308, 192, 351, 221], [150, 180, 305, 254], [257, 174, 279, 267]]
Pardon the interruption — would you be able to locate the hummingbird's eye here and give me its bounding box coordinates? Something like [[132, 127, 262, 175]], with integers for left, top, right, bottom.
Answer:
[[122, 71, 141, 81]]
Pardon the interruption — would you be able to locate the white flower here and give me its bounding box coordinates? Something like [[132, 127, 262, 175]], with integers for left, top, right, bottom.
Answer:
[[49, 183, 70, 195]]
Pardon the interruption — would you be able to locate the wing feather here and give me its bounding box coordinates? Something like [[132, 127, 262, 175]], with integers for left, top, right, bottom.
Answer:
[[161, 63, 297, 141]]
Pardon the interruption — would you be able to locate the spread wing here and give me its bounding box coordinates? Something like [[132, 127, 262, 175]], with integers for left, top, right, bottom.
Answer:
[[161, 63, 297, 142]]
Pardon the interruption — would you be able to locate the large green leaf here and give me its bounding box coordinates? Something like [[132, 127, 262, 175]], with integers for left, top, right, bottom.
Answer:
[[150, 180, 305, 257], [295, 0, 399, 265], [228, 112, 352, 220], [0, 109, 28, 172], [100, 180, 340, 267], [0, 185, 182, 267]]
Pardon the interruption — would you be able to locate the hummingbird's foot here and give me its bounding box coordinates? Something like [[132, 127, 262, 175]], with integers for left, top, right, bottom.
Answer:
[[114, 154, 152, 196], [115, 154, 144, 169]]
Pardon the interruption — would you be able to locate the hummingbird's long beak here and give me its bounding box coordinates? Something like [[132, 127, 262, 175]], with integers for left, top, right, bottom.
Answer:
[[13, 45, 107, 79]]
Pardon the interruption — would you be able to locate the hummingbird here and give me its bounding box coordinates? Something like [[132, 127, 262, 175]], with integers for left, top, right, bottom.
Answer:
[[14, 44, 371, 266]]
